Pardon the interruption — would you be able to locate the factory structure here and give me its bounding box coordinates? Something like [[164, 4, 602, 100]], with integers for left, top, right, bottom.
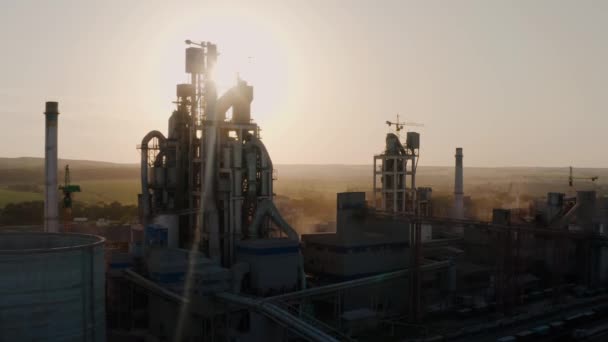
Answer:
[[108, 42, 608, 341], [3, 41, 608, 342]]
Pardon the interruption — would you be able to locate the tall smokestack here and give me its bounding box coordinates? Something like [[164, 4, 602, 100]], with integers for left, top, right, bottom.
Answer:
[[44, 101, 59, 233], [454, 147, 464, 219]]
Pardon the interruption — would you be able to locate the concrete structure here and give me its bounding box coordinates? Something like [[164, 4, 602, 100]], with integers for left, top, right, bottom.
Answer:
[[122, 41, 319, 342], [117, 39, 608, 342], [454, 147, 464, 220], [0, 232, 105, 341], [302, 192, 433, 279], [235, 239, 302, 296], [373, 132, 420, 213], [139, 41, 297, 267], [44, 101, 60, 232]]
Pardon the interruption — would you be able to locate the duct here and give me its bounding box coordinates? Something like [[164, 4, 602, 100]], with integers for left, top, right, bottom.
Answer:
[[269, 260, 452, 302], [123, 269, 188, 304], [240, 135, 304, 287], [215, 80, 253, 123], [140, 131, 167, 225], [243, 135, 273, 197], [216, 292, 339, 342], [385, 133, 405, 155], [215, 88, 236, 122], [247, 200, 298, 240], [552, 203, 580, 230]]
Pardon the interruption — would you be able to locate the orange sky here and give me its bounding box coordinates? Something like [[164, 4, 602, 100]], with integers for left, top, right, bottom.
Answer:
[[0, 0, 607, 167]]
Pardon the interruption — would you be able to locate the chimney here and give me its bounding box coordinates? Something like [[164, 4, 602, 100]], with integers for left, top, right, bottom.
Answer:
[[454, 147, 464, 219], [44, 101, 60, 233]]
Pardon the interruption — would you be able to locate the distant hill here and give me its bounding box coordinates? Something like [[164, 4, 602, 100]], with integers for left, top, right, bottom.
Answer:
[[0, 157, 606, 208], [0, 157, 137, 170], [0, 157, 139, 206]]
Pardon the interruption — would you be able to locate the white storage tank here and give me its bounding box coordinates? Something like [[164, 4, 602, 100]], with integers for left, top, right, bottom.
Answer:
[[0, 232, 105, 341]]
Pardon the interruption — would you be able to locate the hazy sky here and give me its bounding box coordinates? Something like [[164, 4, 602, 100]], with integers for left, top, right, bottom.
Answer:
[[1, 0, 607, 167]]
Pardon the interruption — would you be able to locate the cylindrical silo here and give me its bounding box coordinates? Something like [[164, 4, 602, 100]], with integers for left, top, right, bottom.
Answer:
[[0, 233, 106, 341], [185, 47, 205, 74]]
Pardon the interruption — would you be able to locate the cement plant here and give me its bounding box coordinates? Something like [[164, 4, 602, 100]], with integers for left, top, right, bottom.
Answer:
[[2, 41, 608, 342]]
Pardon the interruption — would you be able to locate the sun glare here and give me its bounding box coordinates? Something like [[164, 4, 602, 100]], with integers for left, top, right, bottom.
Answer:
[[173, 14, 290, 122]]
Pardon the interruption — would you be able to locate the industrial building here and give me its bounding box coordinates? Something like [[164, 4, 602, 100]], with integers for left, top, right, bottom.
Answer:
[[3, 40, 608, 342], [108, 42, 608, 342], [0, 102, 108, 342]]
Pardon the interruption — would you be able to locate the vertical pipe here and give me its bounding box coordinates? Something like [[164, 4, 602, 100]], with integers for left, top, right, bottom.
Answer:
[[233, 142, 243, 243], [403, 159, 407, 213], [44, 101, 60, 233], [454, 147, 464, 219], [392, 157, 397, 212], [373, 157, 377, 208], [188, 72, 197, 248], [141, 147, 149, 246]]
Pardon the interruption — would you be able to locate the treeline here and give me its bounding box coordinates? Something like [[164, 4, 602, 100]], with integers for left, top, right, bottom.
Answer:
[[72, 201, 138, 222], [0, 201, 138, 226], [0, 167, 138, 185], [0, 201, 44, 225]]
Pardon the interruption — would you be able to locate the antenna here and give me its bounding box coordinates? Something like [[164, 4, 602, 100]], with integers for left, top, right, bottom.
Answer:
[[568, 166, 598, 187], [385, 114, 424, 138]]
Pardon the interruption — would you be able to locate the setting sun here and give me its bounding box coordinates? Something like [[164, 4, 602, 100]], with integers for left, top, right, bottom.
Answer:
[[1, 2, 607, 341]]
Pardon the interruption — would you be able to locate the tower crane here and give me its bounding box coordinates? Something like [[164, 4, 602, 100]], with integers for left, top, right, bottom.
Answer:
[[59, 165, 81, 230], [385, 114, 424, 138], [568, 166, 598, 187]]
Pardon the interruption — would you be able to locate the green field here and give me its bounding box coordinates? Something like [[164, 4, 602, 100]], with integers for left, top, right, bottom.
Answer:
[[71, 179, 140, 205], [0, 179, 139, 208], [0, 158, 140, 208], [0, 188, 43, 208], [0, 157, 606, 224]]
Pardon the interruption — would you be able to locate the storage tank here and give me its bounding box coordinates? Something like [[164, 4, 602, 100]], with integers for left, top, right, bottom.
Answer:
[[406, 131, 420, 150], [0, 232, 105, 341], [185, 47, 204, 74]]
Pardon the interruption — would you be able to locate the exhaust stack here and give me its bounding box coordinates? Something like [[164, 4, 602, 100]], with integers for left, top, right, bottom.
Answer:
[[44, 101, 60, 233], [454, 147, 464, 219]]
